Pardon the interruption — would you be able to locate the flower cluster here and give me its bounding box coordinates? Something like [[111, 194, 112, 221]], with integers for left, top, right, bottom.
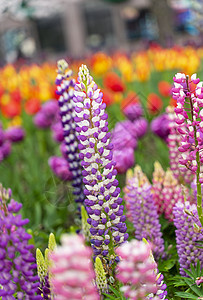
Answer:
[[0, 123, 25, 163], [36, 233, 57, 299], [56, 59, 84, 204], [116, 240, 158, 300], [0, 185, 41, 299], [73, 64, 128, 261], [150, 113, 170, 142], [50, 234, 99, 300], [173, 201, 203, 276], [172, 73, 203, 225], [124, 166, 164, 260], [111, 118, 147, 174], [48, 156, 72, 182], [34, 100, 59, 129], [172, 73, 203, 175], [152, 161, 165, 215], [166, 105, 194, 184]]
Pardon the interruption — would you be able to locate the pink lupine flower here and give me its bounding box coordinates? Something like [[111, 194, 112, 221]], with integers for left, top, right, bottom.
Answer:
[[152, 162, 165, 215], [50, 234, 99, 300], [162, 170, 184, 222], [166, 106, 194, 185], [116, 240, 157, 300]]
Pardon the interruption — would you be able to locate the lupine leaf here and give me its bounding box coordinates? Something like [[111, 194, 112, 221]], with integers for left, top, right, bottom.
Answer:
[[175, 291, 199, 299]]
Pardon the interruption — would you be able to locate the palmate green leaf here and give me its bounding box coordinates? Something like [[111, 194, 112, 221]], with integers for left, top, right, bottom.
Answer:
[[108, 285, 125, 299], [196, 260, 201, 276], [183, 269, 196, 280], [103, 285, 125, 300], [189, 283, 203, 297], [103, 293, 118, 300], [158, 258, 176, 271], [168, 277, 187, 288], [175, 291, 199, 299], [190, 263, 197, 277]]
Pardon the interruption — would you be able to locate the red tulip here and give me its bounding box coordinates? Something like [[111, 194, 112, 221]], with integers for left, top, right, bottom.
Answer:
[[1, 101, 21, 118], [158, 81, 171, 97], [24, 98, 41, 115], [103, 72, 125, 92], [102, 89, 113, 106], [147, 93, 163, 114]]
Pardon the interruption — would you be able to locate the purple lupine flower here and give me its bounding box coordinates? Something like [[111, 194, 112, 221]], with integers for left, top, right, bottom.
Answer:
[[50, 234, 100, 300], [133, 117, 148, 139], [150, 113, 170, 141], [48, 156, 72, 181], [116, 240, 158, 300], [166, 106, 194, 185], [0, 123, 5, 146], [4, 126, 25, 143], [113, 147, 135, 174], [37, 275, 50, 299], [0, 185, 42, 299], [123, 103, 143, 121], [111, 121, 137, 150], [124, 166, 164, 260], [34, 100, 59, 129], [173, 201, 203, 276], [0, 140, 11, 161], [51, 122, 64, 143], [56, 60, 85, 204], [73, 64, 128, 260]]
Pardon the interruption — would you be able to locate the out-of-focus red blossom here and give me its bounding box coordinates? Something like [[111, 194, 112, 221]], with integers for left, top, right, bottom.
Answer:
[[147, 93, 163, 114], [101, 89, 113, 106], [121, 91, 139, 111], [0, 85, 4, 98], [10, 90, 21, 103], [103, 72, 125, 92], [1, 101, 21, 118], [24, 98, 41, 115], [158, 81, 171, 97], [55, 88, 60, 100]]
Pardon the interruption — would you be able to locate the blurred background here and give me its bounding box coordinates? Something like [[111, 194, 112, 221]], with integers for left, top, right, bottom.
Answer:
[[0, 0, 203, 64]]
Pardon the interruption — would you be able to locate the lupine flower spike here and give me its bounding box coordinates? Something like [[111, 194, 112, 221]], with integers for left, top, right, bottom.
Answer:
[[94, 256, 108, 294], [152, 161, 165, 215], [56, 59, 85, 204], [116, 240, 158, 300], [0, 184, 41, 299], [50, 234, 100, 300], [143, 239, 168, 300], [124, 165, 164, 260], [173, 201, 203, 276], [73, 64, 128, 270], [166, 105, 194, 184], [162, 169, 185, 221], [36, 233, 57, 299], [172, 73, 203, 225]]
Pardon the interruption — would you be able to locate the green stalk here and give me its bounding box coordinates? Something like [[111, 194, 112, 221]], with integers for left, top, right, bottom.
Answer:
[[186, 76, 203, 226]]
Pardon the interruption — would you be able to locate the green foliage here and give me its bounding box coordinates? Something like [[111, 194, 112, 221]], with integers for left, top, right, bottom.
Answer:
[[168, 261, 203, 300]]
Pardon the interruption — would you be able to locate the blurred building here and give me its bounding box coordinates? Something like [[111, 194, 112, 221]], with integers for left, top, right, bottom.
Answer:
[[0, 0, 200, 63]]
